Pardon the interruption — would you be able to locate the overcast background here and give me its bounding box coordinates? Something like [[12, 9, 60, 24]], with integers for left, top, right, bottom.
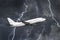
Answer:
[[0, 0, 60, 40]]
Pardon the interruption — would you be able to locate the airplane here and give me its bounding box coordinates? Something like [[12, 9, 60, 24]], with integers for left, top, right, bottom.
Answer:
[[7, 17, 46, 27]]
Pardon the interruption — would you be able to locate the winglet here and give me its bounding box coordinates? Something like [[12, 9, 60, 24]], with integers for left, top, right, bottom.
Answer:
[[7, 17, 15, 25]]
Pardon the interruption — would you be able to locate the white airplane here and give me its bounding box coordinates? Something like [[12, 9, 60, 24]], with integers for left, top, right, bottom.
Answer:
[[7, 17, 46, 27]]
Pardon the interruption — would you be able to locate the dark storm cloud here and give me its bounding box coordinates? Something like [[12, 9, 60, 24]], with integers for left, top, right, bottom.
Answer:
[[0, 0, 25, 17], [0, 0, 60, 40], [51, 0, 60, 12], [50, 0, 60, 24], [0, 0, 24, 7]]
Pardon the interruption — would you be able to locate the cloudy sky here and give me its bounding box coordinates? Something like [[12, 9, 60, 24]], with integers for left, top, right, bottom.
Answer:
[[0, 0, 60, 40]]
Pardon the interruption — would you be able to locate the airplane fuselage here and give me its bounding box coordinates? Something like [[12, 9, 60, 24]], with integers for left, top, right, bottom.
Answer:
[[7, 17, 46, 27]]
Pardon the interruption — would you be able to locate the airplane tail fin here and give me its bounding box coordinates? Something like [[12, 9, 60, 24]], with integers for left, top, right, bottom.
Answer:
[[7, 17, 15, 25]]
